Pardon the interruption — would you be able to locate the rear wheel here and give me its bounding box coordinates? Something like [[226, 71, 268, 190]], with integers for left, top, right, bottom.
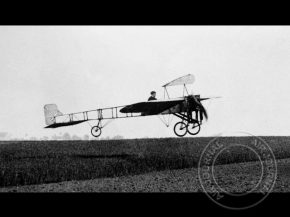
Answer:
[[174, 122, 188, 137], [187, 121, 201, 135], [91, 126, 102, 137]]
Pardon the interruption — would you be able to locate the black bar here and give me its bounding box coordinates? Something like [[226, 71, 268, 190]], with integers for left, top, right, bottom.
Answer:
[[173, 113, 188, 122]]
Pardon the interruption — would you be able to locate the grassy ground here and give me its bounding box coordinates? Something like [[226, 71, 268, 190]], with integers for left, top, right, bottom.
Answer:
[[0, 136, 290, 187], [1, 158, 289, 192]]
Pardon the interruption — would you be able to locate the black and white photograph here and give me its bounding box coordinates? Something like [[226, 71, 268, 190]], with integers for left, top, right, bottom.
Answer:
[[0, 26, 289, 211]]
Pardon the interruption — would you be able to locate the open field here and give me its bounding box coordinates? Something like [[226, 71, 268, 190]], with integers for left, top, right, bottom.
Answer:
[[2, 158, 290, 192], [0, 136, 290, 191]]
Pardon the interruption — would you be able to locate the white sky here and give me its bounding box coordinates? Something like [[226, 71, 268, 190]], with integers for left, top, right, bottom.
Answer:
[[0, 26, 290, 139]]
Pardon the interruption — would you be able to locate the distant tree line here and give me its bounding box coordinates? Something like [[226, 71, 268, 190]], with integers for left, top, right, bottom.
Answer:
[[0, 131, 124, 141]]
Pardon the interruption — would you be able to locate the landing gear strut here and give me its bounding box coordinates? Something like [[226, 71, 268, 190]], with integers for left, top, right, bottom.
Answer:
[[173, 110, 202, 137]]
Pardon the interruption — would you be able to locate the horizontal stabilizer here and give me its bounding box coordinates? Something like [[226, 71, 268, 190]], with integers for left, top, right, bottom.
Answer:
[[45, 120, 87, 128]]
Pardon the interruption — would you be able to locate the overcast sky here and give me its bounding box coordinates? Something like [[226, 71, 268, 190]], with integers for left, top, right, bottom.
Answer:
[[0, 26, 290, 139]]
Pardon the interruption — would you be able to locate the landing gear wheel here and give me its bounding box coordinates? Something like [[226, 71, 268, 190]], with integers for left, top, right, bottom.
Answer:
[[91, 126, 102, 137], [174, 122, 188, 137], [187, 121, 201, 135]]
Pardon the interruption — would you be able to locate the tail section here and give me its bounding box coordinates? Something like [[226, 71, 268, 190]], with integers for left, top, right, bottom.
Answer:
[[44, 104, 63, 126]]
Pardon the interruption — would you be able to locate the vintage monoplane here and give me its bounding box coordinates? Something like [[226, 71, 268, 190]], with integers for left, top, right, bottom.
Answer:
[[44, 74, 219, 137]]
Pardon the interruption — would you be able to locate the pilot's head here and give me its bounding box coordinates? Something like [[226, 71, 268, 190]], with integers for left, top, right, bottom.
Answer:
[[150, 91, 156, 97]]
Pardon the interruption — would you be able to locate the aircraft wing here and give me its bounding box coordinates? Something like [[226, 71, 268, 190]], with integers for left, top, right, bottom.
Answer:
[[120, 99, 184, 115]]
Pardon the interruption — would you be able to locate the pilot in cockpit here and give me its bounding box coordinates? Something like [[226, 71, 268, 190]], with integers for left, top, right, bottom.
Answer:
[[148, 91, 157, 101]]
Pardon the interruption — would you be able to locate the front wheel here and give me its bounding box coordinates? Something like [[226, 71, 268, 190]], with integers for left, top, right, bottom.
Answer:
[[174, 122, 188, 137], [187, 121, 201, 135], [91, 126, 102, 137]]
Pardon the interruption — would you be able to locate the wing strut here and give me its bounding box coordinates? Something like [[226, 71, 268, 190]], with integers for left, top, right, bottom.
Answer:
[[158, 113, 174, 127], [163, 86, 170, 99]]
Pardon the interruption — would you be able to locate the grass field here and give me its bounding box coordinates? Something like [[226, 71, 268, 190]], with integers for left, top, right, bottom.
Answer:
[[0, 136, 290, 188]]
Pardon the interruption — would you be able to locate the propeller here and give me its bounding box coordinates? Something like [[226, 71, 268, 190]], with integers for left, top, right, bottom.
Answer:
[[190, 95, 208, 120], [200, 96, 222, 101], [187, 94, 221, 120], [198, 96, 222, 119], [197, 101, 208, 120]]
